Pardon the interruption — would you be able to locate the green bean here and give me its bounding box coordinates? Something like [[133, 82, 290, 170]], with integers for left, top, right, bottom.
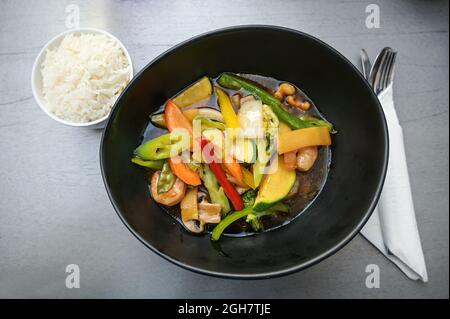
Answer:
[[211, 207, 253, 241], [157, 162, 176, 194], [218, 73, 334, 131]]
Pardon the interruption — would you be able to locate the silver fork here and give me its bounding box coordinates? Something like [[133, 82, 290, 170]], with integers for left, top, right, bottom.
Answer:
[[376, 49, 397, 93], [362, 47, 398, 94]]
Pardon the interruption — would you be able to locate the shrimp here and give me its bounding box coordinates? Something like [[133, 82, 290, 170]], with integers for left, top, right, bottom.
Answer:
[[151, 171, 186, 206], [296, 146, 318, 172]]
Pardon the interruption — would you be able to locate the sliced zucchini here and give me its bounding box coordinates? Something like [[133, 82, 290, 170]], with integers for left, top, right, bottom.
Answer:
[[173, 76, 212, 108], [253, 156, 296, 212]]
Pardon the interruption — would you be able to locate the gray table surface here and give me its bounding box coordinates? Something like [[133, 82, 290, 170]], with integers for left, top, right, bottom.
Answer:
[[0, 0, 448, 299]]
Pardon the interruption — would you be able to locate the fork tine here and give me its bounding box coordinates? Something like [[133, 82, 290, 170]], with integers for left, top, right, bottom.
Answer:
[[360, 49, 372, 80], [374, 50, 391, 93], [376, 53, 388, 92], [386, 52, 397, 86], [380, 52, 394, 91], [380, 51, 397, 92], [369, 47, 390, 89]]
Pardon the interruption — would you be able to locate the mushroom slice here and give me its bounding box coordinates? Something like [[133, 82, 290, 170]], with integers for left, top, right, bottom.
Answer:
[[198, 200, 222, 224], [183, 220, 204, 234], [180, 188, 222, 234], [180, 187, 203, 233]]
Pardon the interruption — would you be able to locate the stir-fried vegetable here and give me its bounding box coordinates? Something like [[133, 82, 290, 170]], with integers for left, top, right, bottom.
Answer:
[[252, 130, 277, 187], [211, 199, 290, 240], [173, 76, 212, 108], [223, 157, 244, 185], [252, 160, 265, 188], [165, 99, 193, 134], [201, 165, 231, 214], [157, 161, 176, 193], [150, 107, 224, 129], [231, 138, 256, 163], [133, 72, 335, 241], [299, 115, 337, 134], [278, 126, 331, 154], [238, 99, 263, 138], [149, 112, 168, 129], [134, 132, 190, 160], [168, 156, 201, 186], [131, 157, 165, 170], [201, 128, 224, 161], [241, 167, 256, 189], [194, 116, 226, 130], [183, 107, 224, 122], [198, 201, 222, 224], [180, 187, 201, 233], [216, 87, 239, 130], [200, 137, 244, 211], [218, 73, 334, 131], [253, 156, 296, 212], [246, 202, 290, 232], [211, 207, 253, 241], [181, 187, 222, 233], [262, 104, 279, 129], [180, 187, 198, 221], [242, 189, 257, 207], [277, 122, 296, 170]]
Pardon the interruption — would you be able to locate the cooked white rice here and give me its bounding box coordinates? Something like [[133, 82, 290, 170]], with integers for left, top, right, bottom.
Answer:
[[41, 33, 130, 123]]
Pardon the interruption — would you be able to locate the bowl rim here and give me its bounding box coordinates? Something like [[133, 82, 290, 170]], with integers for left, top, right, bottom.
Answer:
[[31, 27, 134, 127], [100, 25, 389, 279]]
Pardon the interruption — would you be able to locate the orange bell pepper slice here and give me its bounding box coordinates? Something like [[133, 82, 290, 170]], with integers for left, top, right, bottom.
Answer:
[[168, 156, 201, 186], [278, 126, 331, 154], [165, 99, 193, 135], [223, 157, 244, 185]]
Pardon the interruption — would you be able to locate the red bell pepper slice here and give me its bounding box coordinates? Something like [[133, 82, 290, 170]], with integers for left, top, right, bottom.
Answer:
[[200, 137, 244, 211]]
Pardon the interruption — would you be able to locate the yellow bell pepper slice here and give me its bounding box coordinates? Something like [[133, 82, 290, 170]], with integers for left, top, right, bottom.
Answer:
[[278, 126, 332, 154], [278, 121, 292, 135], [216, 87, 239, 129], [241, 167, 256, 189]]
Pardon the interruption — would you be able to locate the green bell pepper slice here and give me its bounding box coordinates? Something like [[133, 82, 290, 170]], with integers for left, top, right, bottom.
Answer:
[[200, 165, 231, 214], [131, 157, 165, 170], [134, 132, 190, 161]]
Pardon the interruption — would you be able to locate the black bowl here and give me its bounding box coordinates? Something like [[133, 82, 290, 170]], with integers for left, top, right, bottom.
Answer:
[[100, 26, 388, 279]]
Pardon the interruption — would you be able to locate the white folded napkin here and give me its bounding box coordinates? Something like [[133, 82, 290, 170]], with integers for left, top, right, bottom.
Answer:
[[360, 84, 428, 282]]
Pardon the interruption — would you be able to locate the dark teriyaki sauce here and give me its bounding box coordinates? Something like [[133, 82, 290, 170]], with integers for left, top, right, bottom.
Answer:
[[141, 74, 331, 237]]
